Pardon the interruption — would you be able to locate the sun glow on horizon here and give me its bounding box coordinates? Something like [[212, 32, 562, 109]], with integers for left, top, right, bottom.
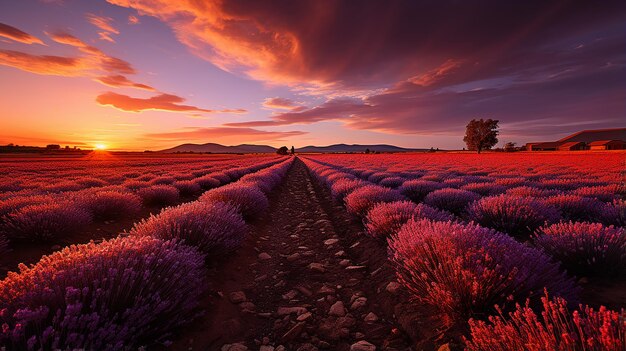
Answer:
[[94, 143, 107, 150]]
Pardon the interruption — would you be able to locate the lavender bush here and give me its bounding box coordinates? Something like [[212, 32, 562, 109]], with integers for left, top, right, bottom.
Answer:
[[131, 201, 247, 256], [1, 203, 92, 242], [344, 184, 405, 217], [545, 194, 606, 223], [75, 190, 142, 221], [200, 183, 269, 220], [388, 219, 578, 321], [365, 201, 417, 239], [172, 180, 203, 197], [137, 185, 180, 207], [535, 222, 626, 277], [466, 195, 561, 239], [330, 178, 365, 201], [466, 294, 625, 351], [423, 188, 480, 215], [398, 180, 445, 202], [194, 175, 221, 189], [0, 236, 206, 350], [413, 203, 456, 222]]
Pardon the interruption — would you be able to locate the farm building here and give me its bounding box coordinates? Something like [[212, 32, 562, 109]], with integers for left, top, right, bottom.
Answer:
[[588, 140, 626, 150], [526, 142, 560, 151], [558, 141, 586, 151], [526, 128, 626, 151]]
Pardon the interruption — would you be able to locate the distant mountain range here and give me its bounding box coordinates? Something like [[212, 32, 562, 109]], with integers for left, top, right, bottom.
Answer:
[[159, 143, 277, 153], [296, 144, 426, 153], [159, 142, 425, 154]]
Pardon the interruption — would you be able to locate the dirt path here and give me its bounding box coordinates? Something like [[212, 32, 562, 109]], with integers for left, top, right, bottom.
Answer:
[[168, 158, 416, 351]]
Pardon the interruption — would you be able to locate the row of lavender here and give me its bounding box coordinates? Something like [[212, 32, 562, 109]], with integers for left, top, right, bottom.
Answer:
[[0, 157, 294, 350], [0, 155, 251, 194], [301, 156, 625, 350], [0, 156, 283, 248]]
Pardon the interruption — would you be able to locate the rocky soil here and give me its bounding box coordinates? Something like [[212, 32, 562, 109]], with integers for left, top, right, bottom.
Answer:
[[166, 159, 450, 351]]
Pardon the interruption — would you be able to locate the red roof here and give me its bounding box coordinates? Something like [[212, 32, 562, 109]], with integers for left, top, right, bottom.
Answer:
[[559, 128, 626, 143], [589, 140, 625, 146]]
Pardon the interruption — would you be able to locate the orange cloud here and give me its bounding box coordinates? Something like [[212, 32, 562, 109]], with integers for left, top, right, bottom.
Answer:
[[128, 15, 140, 25], [105, 0, 306, 85], [95, 75, 155, 90], [262, 97, 305, 111], [0, 50, 88, 76], [144, 126, 307, 142], [86, 13, 119, 43], [96, 92, 213, 113], [86, 14, 119, 34], [0, 23, 44, 45], [408, 59, 464, 87], [96, 91, 248, 114]]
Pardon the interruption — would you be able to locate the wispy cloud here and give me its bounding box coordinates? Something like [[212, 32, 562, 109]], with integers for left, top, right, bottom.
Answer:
[[0, 22, 44, 45], [144, 126, 307, 142], [96, 91, 247, 114], [86, 13, 119, 43], [95, 75, 154, 90]]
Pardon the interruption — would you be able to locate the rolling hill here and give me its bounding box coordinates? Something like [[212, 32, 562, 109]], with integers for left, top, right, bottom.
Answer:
[[159, 143, 425, 153]]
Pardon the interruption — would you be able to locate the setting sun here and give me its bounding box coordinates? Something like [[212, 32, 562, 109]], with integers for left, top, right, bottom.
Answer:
[[94, 144, 107, 150]]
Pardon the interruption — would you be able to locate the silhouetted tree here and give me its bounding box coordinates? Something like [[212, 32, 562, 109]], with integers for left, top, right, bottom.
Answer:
[[365, 148, 370, 154], [276, 146, 289, 155], [291, 146, 295, 154], [463, 118, 499, 153]]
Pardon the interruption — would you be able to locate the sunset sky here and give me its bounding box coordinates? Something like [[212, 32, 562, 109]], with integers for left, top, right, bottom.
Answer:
[[0, 0, 624, 151]]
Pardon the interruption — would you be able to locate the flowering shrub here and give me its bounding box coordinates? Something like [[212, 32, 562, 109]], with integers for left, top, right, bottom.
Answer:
[[465, 294, 625, 351], [0, 236, 206, 350], [505, 186, 558, 198], [42, 181, 84, 193], [602, 199, 626, 227], [137, 185, 180, 207], [208, 172, 230, 184], [200, 184, 269, 220], [75, 190, 142, 221], [344, 185, 405, 217], [368, 172, 394, 183], [131, 201, 247, 256], [149, 175, 176, 185], [330, 178, 365, 201], [388, 219, 578, 320], [571, 185, 621, 202], [365, 201, 417, 239], [76, 177, 108, 187], [413, 203, 456, 222], [378, 176, 406, 188], [423, 188, 480, 215], [1, 203, 92, 241], [461, 182, 507, 196], [535, 222, 626, 277], [545, 194, 606, 223], [122, 179, 149, 191], [173, 180, 203, 197], [398, 180, 445, 202], [466, 195, 561, 239], [0, 194, 54, 220], [194, 175, 221, 189]]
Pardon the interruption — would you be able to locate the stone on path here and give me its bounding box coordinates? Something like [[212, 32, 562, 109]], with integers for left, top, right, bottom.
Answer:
[[350, 340, 376, 351], [229, 291, 247, 303], [329, 301, 346, 316]]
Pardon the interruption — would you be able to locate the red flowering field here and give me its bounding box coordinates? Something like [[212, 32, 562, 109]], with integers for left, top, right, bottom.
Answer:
[[0, 152, 624, 350]]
